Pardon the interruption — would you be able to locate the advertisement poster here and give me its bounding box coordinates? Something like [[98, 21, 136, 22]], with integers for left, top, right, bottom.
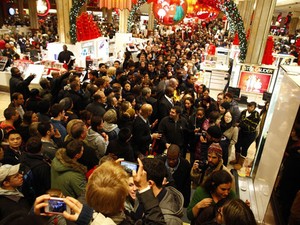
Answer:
[[238, 65, 274, 93]]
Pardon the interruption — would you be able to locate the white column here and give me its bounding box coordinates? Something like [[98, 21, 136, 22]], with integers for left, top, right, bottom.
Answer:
[[119, 9, 129, 33], [245, 0, 276, 64]]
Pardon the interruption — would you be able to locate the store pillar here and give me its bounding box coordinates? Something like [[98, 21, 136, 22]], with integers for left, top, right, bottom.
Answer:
[[289, 17, 299, 35], [238, 0, 255, 33], [17, 0, 24, 24], [119, 9, 129, 33], [55, 0, 72, 44], [102, 8, 107, 18], [245, 0, 276, 64], [28, 0, 39, 29], [107, 9, 113, 23], [148, 3, 155, 31]]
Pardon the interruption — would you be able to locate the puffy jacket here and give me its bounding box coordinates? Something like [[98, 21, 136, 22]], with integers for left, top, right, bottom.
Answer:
[[51, 148, 87, 198]]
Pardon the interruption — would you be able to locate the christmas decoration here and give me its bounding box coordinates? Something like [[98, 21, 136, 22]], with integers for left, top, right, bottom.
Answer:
[[192, 4, 219, 21], [262, 36, 274, 65], [222, 0, 247, 61], [153, 0, 188, 26], [76, 12, 101, 42], [37, 0, 50, 17], [233, 33, 239, 45], [127, 0, 147, 32], [70, 0, 87, 44], [183, 0, 247, 61]]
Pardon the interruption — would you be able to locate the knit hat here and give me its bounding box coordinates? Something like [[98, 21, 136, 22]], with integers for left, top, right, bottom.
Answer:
[[103, 109, 117, 124], [207, 125, 222, 139], [208, 143, 223, 157], [220, 102, 230, 111], [0, 164, 20, 183]]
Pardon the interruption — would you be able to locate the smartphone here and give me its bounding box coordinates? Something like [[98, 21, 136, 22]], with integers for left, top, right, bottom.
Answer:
[[45, 197, 71, 214], [121, 161, 139, 172]]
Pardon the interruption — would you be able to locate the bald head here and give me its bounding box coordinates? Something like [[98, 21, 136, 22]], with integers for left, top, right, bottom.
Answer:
[[169, 78, 178, 89], [140, 104, 153, 118]]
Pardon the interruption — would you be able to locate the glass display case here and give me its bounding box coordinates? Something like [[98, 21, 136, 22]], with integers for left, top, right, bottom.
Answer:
[[238, 65, 300, 224]]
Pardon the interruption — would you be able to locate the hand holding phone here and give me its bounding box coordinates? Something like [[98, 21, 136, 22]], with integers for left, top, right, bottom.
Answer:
[[45, 197, 71, 214], [121, 160, 139, 173]]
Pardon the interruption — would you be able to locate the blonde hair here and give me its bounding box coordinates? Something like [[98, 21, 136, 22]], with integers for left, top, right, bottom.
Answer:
[[86, 161, 128, 216], [106, 67, 116, 77]]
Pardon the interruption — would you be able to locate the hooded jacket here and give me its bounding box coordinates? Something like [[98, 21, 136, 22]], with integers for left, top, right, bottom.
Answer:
[[86, 127, 108, 159], [0, 188, 31, 221], [51, 148, 87, 198], [157, 186, 184, 225]]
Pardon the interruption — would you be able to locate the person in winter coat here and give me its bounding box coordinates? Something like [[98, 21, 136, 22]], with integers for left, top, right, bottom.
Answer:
[[219, 111, 239, 166], [85, 115, 109, 159], [224, 92, 240, 125], [102, 109, 120, 141], [9, 67, 35, 102], [0, 164, 31, 221], [159, 144, 191, 207], [232, 102, 260, 170], [20, 136, 51, 205], [142, 157, 184, 225], [51, 140, 87, 198]]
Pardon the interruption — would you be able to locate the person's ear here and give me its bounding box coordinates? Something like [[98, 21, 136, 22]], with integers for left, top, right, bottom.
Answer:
[[2, 180, 10, 188], [148, 180, 155, 187]]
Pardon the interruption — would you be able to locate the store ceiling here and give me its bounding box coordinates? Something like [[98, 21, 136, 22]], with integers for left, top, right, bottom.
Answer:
[[275, 0, 300, 14]]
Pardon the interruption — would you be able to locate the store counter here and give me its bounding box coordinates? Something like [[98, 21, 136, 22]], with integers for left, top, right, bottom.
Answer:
[[200, 62, 229, 90], [0, 70, 43, 93], [0, 71, 11, 92]]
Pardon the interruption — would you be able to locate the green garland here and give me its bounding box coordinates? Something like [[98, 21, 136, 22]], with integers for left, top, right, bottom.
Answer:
[[222, 0, 247, 62], [70, 0, 87, 44], [127, 0, 147, 32]]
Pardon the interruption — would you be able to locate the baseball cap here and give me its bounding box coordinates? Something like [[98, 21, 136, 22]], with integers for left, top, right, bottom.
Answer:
[[0, 164, 20, 183]]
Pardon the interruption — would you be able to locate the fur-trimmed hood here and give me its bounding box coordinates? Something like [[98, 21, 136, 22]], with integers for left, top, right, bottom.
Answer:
[[52, 148, 87, 174]]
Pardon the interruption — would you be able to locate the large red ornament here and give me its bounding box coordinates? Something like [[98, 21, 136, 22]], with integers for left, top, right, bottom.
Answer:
[[153, 0, 188, 26], [193, 4, 219, 21]]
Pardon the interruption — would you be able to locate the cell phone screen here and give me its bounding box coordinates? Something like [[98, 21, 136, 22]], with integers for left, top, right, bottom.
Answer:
[[121, 161, 138, 172], [48, 198, 66, 213]]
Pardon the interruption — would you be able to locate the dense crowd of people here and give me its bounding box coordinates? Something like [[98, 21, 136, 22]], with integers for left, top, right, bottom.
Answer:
[[1, 16, 296, 225]]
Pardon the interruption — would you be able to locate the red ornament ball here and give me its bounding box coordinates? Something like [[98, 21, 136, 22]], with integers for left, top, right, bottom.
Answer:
[[153, 0, 187, 26]]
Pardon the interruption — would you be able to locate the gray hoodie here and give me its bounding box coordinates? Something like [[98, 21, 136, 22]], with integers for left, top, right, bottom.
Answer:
[[85, 127, 109, 159]]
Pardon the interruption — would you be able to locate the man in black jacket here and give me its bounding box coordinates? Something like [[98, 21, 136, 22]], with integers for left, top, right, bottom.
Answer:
[[158, 106, 189, 157], [161, 144, 191, 207], [9, 67, 35, 101], [132, 104, 161, 158], [20, 136, 51, 205]]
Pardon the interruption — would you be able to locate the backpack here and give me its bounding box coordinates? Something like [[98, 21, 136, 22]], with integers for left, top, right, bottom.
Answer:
[[20, 162, 44, 205]]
